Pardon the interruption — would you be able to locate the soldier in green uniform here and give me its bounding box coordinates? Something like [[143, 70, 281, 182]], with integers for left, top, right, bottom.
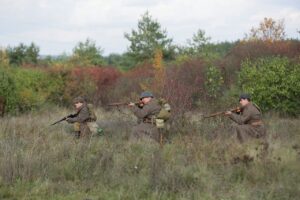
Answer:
[[66, 97, 93, 138], [225, 94, 266, 143], [129, 91, 161, 142]]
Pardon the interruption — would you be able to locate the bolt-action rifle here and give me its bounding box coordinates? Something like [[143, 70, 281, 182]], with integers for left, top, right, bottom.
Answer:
[[204, 107, 241, 118], [50, 113, 78, 126], [107, 102, 142, 107]]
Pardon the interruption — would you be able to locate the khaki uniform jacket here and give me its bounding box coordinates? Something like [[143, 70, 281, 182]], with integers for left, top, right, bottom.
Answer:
[[67, 103, 91, 136], [229, 103, 262, 125], [132, 98, 161, 123], [67, 103, 90, 123], [229, 102, 266, 142], [131, 98, 161, 141]]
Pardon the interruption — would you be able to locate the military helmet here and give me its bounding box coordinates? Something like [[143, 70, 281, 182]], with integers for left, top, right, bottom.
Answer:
[[140, 91, 154, 100], [73, 96, 85, 104], [239, 93, 251, 101]]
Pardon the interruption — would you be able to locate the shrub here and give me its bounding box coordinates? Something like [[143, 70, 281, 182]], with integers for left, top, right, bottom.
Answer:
[[204, 65, 224, 99], [0, 66, 64, 113], [239, 56, 300, 116], [221, 40, 300, 85], [45, 65, 70, 106], [0, 67, 18, 113], [12, 67, 57, 112], [163, 59, 206, 115], [67, 67, 121, 105], [112, 62, 154, 102]]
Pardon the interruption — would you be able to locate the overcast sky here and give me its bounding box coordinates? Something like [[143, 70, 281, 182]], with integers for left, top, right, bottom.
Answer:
[[0, 0, 299, 55]]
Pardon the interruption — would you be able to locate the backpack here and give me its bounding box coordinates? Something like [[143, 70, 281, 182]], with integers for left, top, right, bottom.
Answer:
[[156, 98, 171, 128], [87, 103, 97, 121], [87, 103, 102, 135]]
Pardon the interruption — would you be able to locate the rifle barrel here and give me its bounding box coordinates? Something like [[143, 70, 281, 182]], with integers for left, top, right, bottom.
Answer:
[[107, 102, 128, 106], [50, 117, 66, 126], [203, 107, 240, 118], [203, 111, 225, 118], [107, 102, 140, 106], [50, 113, 77, 126]]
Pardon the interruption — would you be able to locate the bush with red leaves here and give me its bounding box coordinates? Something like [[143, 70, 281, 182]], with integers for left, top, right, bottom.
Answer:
[[69, 67, 121, 105]]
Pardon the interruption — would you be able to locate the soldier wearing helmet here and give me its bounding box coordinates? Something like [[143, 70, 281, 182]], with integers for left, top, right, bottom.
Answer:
[[66, 96, 92, 138], [129, 91, 161, 142]]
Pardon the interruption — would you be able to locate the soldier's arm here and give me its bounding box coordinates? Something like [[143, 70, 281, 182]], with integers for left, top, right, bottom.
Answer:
[[132, 105, 152, 118], [67, 107, 90, 123], [228, 110, 251, 125]]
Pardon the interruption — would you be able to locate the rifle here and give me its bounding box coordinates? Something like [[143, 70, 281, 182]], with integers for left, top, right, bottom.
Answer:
[[204, 107, 241, 118], [50, 113, 77, 126], [107, 102, 141, 107]]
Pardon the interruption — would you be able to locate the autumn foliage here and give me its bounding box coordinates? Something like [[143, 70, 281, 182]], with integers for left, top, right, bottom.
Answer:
[[68, 67, 121, 105], [245, 17, 285, 42], [1, 34, 300, 116]]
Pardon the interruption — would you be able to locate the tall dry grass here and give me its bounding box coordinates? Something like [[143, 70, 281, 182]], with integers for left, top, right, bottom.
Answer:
[[0, 108, 299, 199]]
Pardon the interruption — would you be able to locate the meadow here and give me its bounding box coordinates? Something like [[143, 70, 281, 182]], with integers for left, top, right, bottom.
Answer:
[[0, 108, 299, 200]]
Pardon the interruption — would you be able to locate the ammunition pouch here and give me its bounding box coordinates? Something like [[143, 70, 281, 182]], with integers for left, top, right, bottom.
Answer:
[[143, 117, 156, 125], [143, 118, 166, 129], [155, 119, 165, 128], [73, 122, 80, 132]]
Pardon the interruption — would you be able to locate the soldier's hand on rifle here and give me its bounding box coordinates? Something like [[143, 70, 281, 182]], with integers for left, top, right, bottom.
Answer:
[[225, 111, 232, 115], [128, 102, 136, 107], [66, 117, 72, 122], [138, 101, 144, 108]]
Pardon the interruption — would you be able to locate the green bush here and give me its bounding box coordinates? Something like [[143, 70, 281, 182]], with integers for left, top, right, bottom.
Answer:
[[239, 57, 300, 116], [0, 66, 67, 113], [204, 65, 224, 99], [0, 67, 18, 112], [11, 68, 59, 112]]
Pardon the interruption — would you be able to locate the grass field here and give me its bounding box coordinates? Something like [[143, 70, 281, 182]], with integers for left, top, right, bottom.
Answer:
[[0, 108, 299, 200]]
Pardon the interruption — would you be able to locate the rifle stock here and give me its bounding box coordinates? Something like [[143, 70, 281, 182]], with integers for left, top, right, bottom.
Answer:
[[204, 107, 240, 118]]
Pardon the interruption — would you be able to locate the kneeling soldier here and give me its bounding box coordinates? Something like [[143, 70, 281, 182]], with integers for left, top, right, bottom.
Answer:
[[129, 91, 161, 142], [225, 94, 266, 143]]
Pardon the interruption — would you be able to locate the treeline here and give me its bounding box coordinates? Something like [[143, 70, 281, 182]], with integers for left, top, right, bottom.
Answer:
[[0, 13, 299, 116]]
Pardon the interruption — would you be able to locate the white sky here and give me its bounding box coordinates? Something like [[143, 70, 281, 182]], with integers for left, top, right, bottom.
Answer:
[[0, 0, 299, 55]]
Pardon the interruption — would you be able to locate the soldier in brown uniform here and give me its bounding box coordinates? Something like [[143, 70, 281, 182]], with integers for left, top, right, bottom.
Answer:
[[66, 97, 92, 138], [225, 94, 266, 143], [129, 91, 161, 142]]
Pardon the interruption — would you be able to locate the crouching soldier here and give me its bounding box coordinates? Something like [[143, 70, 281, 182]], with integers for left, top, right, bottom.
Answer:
[[225, 94, 266, 143], [67, 97, 96, 138], [129, 92, 161, 142], [129, 91, 171, 143]]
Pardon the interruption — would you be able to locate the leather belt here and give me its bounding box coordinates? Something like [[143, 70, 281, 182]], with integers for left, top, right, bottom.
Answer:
[[251, 120, 263, 126], [143, 118, 156, 124]]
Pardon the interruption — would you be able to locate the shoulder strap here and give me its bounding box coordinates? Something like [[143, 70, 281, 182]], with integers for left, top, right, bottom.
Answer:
[[252, 102, 262, 114]]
